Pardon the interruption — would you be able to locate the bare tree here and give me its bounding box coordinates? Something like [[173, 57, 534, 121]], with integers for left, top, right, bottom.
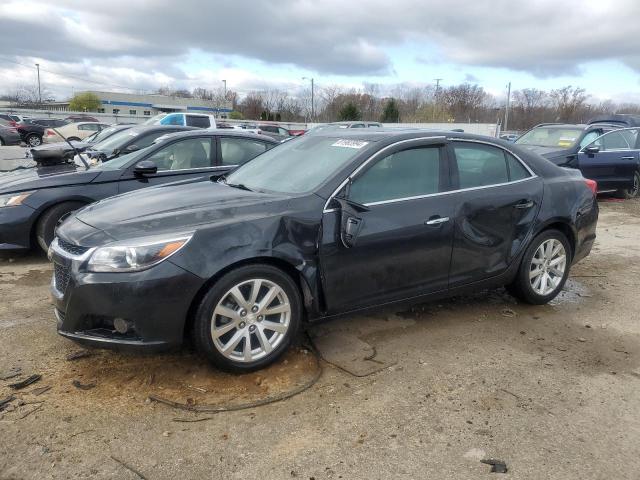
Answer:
[[549, 86, 589, 123]]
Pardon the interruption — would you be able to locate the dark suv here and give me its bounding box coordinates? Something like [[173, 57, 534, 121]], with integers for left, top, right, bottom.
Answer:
[[515, 123, 618, 167]]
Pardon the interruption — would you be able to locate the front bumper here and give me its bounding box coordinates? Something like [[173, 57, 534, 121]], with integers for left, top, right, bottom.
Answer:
[[49, 238, 204, 350], [0, 204, 35, 250]]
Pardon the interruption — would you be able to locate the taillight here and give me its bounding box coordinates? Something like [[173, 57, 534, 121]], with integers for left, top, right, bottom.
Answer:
[[46, 129, 56, 136], [584, 178, 597, 195]]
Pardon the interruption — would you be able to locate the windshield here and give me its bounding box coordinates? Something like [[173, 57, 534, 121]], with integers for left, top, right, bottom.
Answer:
[[84, 126, 124, 144], [224, 136, 369, 194], [516, 127, 583, 148], [92, 128, 140, 153]]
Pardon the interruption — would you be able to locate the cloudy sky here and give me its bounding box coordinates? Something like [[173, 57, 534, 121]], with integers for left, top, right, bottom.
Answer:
[[1, 0, 639, 102]]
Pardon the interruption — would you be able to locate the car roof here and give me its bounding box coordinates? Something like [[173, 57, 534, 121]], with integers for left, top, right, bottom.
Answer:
[[152, 129, 280, 143], [128, 125, 196, 134]]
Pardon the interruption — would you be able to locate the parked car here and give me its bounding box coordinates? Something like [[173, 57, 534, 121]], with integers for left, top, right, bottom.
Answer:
[[0, 113, 27, 127], [574, 127, 640, 198], [258, 124, 293, 141], [500, 133, 519, 142], [65, 114, 99, 123], [515, 122, 619, 166], [77, 125, 195, 165], [49, 130, 598, 372], [305, 121, 383, 135], [146, 112, 217, 129], [30, 118, 69, 128], [29, 124, 133, 165], [0, 119, 21, 146], [0, 130, 278, 252], [43, 122, 110, 143], [15, 120, 47, 146]]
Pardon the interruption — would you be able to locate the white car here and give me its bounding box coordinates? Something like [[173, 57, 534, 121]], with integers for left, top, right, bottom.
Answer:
[[43, 122, 110, 143], [145, 112, 217, 129]]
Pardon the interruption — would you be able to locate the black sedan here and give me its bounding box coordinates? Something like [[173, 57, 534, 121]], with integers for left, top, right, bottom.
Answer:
[[0, 130, 277, 252], [50, 130, 598, 372], [28, 124, 133, 166]]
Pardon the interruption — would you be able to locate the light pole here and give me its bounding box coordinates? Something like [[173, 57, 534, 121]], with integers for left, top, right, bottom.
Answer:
[[35, 63, 41, 105], [504, 81, 512, 132], [302, 77, 314, 121]]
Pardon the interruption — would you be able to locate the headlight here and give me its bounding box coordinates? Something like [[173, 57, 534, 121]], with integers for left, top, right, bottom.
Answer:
[[0, 191, 34, 208], [87, 232, 193, 272]]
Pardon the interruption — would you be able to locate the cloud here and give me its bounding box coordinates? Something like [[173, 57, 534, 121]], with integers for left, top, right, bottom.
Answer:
[[1, 0, 639, 98]]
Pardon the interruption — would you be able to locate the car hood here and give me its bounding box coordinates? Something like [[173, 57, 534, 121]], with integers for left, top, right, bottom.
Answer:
[[72, 181, 292, 243], [0, 165, 98, 194]]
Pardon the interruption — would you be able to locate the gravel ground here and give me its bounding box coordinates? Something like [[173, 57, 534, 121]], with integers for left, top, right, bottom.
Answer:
[[1, 199, 639, 480]]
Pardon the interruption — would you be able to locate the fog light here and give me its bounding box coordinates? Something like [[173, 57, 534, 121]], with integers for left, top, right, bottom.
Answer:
[[113, 317, 130, 334]]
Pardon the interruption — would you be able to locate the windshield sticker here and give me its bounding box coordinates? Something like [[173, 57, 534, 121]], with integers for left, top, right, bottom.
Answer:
[[557, 137, 576, 147], [331, 139, 369, 149]]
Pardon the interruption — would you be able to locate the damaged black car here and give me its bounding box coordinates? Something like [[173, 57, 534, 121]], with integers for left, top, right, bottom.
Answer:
[[50, 130, 598, 372]]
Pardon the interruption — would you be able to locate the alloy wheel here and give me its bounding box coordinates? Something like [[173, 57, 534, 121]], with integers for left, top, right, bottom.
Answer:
[[210, 278, 291, 362], [631, 172, 640, 197], [529, 238, 567, 296], [28, 136, 41, 146]]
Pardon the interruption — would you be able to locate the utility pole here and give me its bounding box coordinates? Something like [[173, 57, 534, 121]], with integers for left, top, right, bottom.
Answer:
[[35, 63, 41, 105], [302, 77, 314, 121], [222, 79, 227, 99], [433, 78, 443, 122], [504, 81, 512, 132]]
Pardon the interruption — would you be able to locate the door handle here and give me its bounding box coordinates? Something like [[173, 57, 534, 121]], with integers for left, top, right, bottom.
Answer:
[[514, 200, 534, 209], [621, 156, 635, 160], [425, 216, 450, 225]]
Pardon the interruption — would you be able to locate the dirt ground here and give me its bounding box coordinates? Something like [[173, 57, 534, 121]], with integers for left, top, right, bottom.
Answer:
[[1, 198, 639, 480]]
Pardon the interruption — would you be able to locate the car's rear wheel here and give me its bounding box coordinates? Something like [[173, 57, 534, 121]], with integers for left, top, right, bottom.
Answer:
[[192, 264, 302, 372], [615, 170, 640, 199], [35, 201, 85, 252], [509, 229, 571, 305], [25, 133, 42, 147]]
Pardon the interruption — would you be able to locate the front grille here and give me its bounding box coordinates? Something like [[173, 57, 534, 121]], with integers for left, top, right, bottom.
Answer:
[[54, 263, 71, 294], [57, 238, 89, 256]]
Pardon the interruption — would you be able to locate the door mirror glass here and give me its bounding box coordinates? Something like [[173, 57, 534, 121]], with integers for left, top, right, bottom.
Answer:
[[134, 160, 158, 176], [584, 145, 600, 155]]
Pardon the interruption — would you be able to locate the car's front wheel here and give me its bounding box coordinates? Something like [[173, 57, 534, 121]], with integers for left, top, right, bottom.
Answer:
[[616, 170, 640, 199], [509, 229, 571, 305], [192, 264, 302, 372], [35, 201, 85, 252]]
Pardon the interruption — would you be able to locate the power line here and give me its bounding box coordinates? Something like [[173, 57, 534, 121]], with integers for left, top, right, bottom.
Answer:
[[0, 56, 139, 92]]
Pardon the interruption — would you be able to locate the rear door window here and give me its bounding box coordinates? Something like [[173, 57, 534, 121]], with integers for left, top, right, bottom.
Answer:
[[453, 142, 530, 188]]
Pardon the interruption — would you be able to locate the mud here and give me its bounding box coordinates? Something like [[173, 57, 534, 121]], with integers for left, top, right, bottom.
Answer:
[[1, 199, 640, 480]]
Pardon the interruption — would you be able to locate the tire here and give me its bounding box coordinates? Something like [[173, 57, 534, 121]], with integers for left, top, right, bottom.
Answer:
[[26, 133, 42, 147], [35, 202, 85, 252], [615, 170, 640, 199], [0, 138, 5, 146], [508, 229, 572, 305], [192, 264, 302, 373]]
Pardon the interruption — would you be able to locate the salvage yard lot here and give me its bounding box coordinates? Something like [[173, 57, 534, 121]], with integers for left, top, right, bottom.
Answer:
[[1, 200, 640, 479]]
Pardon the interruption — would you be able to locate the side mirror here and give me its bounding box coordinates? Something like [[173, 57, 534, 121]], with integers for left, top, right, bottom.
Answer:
[[584, 145, 600, 155], [334, 196, 369, 248], [134, 160, 158, 176]]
